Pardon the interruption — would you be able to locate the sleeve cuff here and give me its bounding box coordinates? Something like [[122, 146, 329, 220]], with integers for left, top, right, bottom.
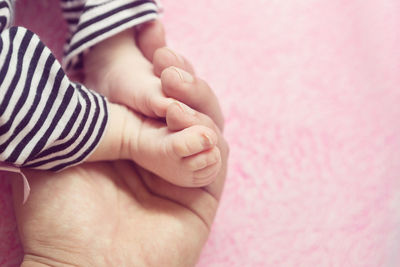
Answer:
[[62, 0, 160, 71]]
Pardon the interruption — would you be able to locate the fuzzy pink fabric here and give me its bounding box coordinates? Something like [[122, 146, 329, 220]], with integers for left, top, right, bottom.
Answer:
[[1, 0, 400, 266]]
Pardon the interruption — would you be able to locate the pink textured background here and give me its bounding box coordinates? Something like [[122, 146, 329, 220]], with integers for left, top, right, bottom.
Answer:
[[1, 0, 400, 266]]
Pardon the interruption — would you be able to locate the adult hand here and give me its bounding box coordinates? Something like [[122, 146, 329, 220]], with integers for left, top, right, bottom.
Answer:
[[135, 21, 224, 130], [13, 69, 228, 266]]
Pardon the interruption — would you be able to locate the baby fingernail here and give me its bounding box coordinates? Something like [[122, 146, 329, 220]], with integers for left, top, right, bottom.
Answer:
[[172, 67, 194, 83], [202, 134, 214, 147]]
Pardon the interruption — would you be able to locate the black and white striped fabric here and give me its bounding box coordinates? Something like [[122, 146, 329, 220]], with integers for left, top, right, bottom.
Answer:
[[0, 0, 160, 171], [61, 0, 160, 70], [0, 27, 107, 171], [0, 0, 12, 32]]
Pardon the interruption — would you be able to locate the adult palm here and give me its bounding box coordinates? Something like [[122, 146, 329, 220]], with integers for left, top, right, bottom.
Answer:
[[14, 158, 225, 266]]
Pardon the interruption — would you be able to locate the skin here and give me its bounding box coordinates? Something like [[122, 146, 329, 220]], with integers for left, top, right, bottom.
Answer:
[[87, 101, 222, 188], [83, 21, 223, 188], [13, 22, 229, 266]]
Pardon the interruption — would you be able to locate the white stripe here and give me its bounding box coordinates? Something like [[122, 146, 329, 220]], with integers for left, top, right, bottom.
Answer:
[[5, 0, 14, 27], [30, 87, 99, 169], [3, 60, 59, 163], [79, 0, 135, 23], [64, 11, 157, 67], [24, 83, 87, 165], [2, 36, 49, 147], [50, 96, 108, 170], [14, 66, 73, 164], [72, 2, 157, 45], [0, 29, 23, 106], [0, 30, 35, 140], [0, 8, 11, 19], [25, 76, 80, 157], [0, 30, 11, 107], [39, 96, 107, 170]]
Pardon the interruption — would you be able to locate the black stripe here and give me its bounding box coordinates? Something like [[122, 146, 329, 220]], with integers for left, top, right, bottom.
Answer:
[[0, 16, 8, 33], [32, 88, 101, 169], [0, 27, 18, 101], [67, 9, 156, 54], [0, 34, 43, 136], [4, 68, 65, 161], [0, 0, 11, 55], [24, 88, 100, 169], [66, 18, 79, 25], [23, 84, 92, 167], [50, 95, 108, 171], [32, 94, 82, 158], [75, 0, 151, 33], [0, 1, 10, 9], [62, 5, 85, 13], [23, 84, 75, 163], [0, 32, 3, 54], [0, 29, 33, 118], [0, 53, 54, 160], [58, 99, 82, 140]]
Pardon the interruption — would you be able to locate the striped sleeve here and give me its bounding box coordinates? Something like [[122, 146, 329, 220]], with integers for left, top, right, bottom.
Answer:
[[0, 26, 108, 171], [0, 0, 13, 32], [61, 0, 161, 71]]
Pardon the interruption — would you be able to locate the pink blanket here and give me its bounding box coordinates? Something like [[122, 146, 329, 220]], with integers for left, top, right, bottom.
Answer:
[[1, 0, 399, 266]]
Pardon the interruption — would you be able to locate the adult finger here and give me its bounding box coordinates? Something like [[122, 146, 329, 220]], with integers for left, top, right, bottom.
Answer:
[[135, 20, 167, 62], [161, 67, 224, 131], [153, 47, 195, 77]]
